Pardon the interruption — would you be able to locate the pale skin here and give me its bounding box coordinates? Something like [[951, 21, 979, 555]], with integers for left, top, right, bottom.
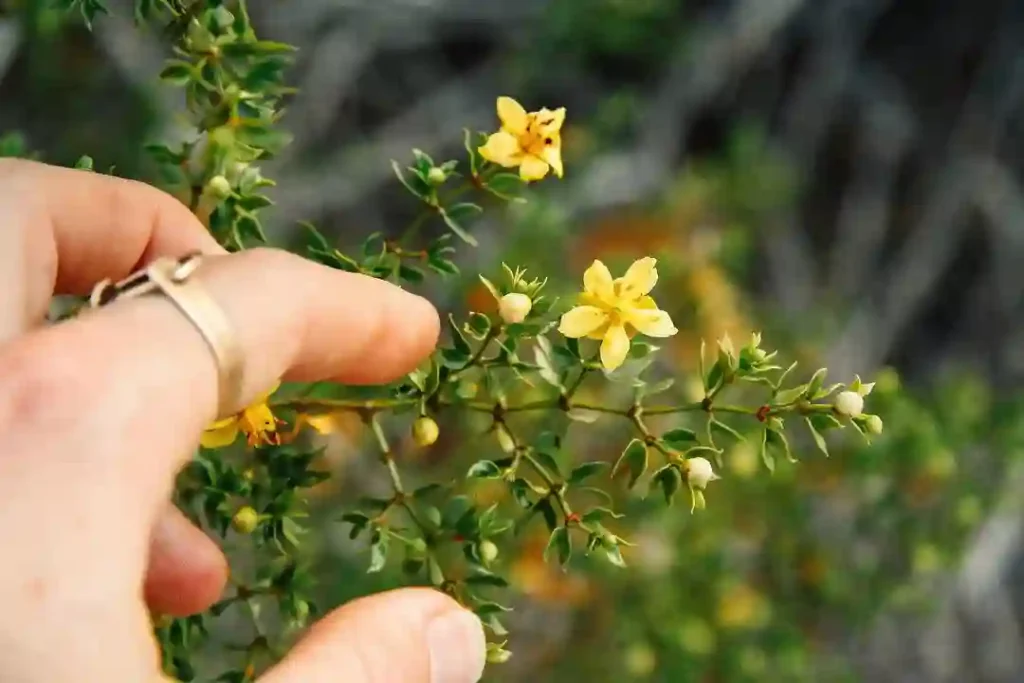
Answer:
[[0, 159, 486, 683]]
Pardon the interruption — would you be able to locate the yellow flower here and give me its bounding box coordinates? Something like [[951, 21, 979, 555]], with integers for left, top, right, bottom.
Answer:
[[479, 96, 565, 182], [201, 382, 283, 448], [558, 257, 678, 371]]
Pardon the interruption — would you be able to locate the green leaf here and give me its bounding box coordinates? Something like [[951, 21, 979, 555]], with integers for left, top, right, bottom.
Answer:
[[367, 528, 389, 573], [710, 419, 745, 443], [463, 128, 483, 175], [759, 429, 775, 473], [805, 417, 829, 457], [391, 160, 427, 199], [544, 527, 572, 566], [341, 512, 371, 539], [766, 425, 795, 463], [611, 439, 648, 489], [581, 507, 624, 524], [651, 464, 682, 504], [774, 384, 807, 405], [805, 368, 827, 398], [440, 203, 482, 246], [775, 361, 798, 389], [567, 461, 609, 485], [809, 413, 843, 432], [532, 449, 562, 478], [447, 314, 472, 354], [604, 544, 627, 568], [465, 570, 509, 588], [478, 274, 501, 302], [427, 556, 445, 586], [440, 347, 471, 368], [661, 428, 698, 450], [535, 498, 558, 532], [467, 312, 491, 338], [638, 377, 675, 400], [159, 61, 193, 86], [411, 148, 435, 174], [485, 172, 527, 200], [467, 460, 502, 479], [705, 361, 725, 394], [235, 213, 268, 244], [533, 336, 563, 388]]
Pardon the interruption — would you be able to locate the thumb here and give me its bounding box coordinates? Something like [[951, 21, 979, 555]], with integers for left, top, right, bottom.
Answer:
[[258, 588, 487, 683]]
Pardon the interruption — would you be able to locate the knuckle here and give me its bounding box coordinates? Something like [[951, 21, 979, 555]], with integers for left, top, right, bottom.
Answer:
[[239, 245, 297, 273]]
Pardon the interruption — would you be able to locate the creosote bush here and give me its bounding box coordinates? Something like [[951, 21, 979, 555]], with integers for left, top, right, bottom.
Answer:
[[33, 2, 885, 680]]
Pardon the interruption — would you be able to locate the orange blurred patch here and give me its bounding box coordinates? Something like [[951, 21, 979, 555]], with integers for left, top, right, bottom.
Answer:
[[466, 283, 497, 316], [509, 530, 592, 605]]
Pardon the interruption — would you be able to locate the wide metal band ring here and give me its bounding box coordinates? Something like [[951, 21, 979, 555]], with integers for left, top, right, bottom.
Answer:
[[89, 252, 244, 420]]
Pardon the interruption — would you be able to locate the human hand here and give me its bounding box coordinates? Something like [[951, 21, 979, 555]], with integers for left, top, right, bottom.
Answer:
[[0, 159, 486, 683]]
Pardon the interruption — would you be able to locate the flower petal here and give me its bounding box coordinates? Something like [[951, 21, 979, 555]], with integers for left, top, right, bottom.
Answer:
[[497, 96, 529, 136], [626, 307, 678, 337], [600, 324, 631, 371], [583, 260, 615, 302], [302, 413, 338, 435], [635, 295, 657, 309], [542, 143, 563, 178], [617, 257, 659, 299], [558, 305, 609, 338], [519, 155, 550, 182], [479, 131, 523, 168], [201, 419, 240, 449], [585, 320, 611, 340], [535, 107, 566, 134]]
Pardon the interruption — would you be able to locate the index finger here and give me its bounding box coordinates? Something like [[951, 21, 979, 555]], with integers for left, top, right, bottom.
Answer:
[[0, 248, 439, 546], [0, 159, 223, 334]]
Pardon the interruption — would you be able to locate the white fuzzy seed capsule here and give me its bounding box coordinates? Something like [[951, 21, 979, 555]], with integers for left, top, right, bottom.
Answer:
[[498, 292, 533, 324], [687, 457, 719, 490], [834, 390, 865, 418]]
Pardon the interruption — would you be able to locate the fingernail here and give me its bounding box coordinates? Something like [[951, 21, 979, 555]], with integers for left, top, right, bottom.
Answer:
[[428, 608, 486, 683]]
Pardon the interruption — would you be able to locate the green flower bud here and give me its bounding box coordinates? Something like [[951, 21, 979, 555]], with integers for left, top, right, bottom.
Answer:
[[427, 166, 447, 185], [486, 643, 513, 664], [231, 505, 259, 534], [293, 598, 310, 624], [478, 540, 499, 566], [412, 416, 439, 447], [206, 175, 233, 199], [864, 414, 883, 435]]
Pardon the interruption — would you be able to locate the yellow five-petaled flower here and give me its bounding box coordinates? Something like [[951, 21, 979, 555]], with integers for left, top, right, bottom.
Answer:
[[558, 257, 678, 371], [201, 382, 283, 449], [479, 96, 565, 182]]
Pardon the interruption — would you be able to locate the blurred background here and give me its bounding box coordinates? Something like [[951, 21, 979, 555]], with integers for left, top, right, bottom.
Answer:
[[5, 0, 1024, 681]]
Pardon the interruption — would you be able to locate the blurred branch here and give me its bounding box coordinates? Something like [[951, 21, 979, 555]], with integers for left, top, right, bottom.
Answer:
[[0, 18, 20, 83], [828, 67, 915, 296], [826, 1, 1024, 378]]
